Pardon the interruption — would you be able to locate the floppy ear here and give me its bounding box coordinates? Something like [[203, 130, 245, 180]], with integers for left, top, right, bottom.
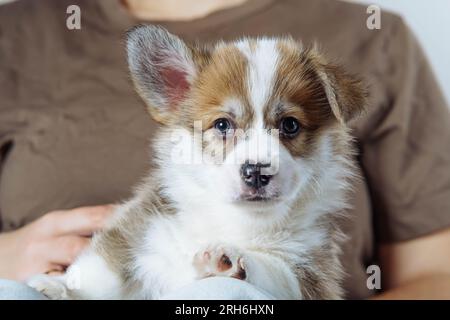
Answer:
[[126, 25, 197, 123], [318, 63, 367, 123]]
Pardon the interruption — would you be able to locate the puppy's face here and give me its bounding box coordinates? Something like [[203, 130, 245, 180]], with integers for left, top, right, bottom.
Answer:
[[127, 26, 365, 214]]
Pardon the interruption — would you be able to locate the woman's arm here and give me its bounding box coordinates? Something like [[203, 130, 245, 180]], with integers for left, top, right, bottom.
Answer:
[[374, 227, 450, 299], [0, 205, 114, 281]]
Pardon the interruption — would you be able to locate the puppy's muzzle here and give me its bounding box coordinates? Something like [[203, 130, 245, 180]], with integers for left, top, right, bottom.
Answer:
[[240, 161, 273, 189]]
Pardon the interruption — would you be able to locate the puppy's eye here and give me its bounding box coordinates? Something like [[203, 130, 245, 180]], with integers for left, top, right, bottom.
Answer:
[[280, 117, 301, 137], [214, 118, 233, 136]]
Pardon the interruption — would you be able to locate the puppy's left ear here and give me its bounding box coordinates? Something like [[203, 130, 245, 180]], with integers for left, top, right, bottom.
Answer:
[[319, 64, 367, 123]]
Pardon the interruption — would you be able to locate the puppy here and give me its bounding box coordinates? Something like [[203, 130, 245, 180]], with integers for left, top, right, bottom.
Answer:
[[28, 25, 366, 300]]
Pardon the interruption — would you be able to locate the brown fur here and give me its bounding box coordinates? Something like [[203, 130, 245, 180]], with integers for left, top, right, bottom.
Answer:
[[93, 179, 176, 285], [294, 223, 346, 299], [184, 45, 253, 129]]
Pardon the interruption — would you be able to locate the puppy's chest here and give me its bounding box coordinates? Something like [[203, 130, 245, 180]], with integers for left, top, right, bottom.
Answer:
[[146, 214, 250, 255], [144, 211, 321, 266]]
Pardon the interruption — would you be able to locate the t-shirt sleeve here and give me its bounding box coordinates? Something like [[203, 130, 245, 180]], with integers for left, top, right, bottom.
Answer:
[[0, 10, 10, 232], [361, 18, 450, 243], [0, 3, 26, 232]]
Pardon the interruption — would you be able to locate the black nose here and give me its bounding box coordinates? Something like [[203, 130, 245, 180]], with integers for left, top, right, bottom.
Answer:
[[240, 161, 272, 189]]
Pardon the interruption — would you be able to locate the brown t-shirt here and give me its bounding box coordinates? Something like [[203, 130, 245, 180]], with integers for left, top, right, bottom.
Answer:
[[1, 0, 449, 299]]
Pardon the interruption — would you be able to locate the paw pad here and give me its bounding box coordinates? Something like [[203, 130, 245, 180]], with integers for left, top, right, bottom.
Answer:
[[193, 246, 247, 280]]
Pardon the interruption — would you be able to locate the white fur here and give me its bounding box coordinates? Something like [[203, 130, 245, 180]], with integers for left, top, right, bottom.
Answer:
[[27, 251, 121, 300], [28, 37, 354, 300], [70, 251, 122, 299], [237, 38, 279, 128]]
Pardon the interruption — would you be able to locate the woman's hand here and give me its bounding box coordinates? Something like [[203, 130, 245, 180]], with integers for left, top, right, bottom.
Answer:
[[0, 205, 115, 281]]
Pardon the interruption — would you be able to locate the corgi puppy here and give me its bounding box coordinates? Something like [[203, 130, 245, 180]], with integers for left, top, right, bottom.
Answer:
[[28, 25, 366, 300]]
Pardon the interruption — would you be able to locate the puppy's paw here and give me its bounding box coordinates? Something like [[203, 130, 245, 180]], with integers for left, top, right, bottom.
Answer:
[[193, 245, 246, 280], [27, 274, 68, 300]]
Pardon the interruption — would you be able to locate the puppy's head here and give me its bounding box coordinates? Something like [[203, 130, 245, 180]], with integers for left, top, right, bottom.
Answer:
[[127, 25, 366, 215]]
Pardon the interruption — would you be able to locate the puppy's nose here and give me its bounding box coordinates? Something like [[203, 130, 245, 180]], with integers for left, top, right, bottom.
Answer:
[[240, 161, 272, 189]]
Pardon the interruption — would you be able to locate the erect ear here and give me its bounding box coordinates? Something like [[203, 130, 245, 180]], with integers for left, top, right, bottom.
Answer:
[[126, 25, 199, 123], [318, 63, 367, 124]]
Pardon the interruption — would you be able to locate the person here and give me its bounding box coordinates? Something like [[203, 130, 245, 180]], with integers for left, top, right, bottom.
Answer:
[[0, 0, 449, 299]]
